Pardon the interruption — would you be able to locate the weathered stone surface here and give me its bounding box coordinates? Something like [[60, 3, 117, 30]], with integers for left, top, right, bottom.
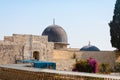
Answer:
[[0, 34, 116, 71], [0, 34, 54, 64], [52, 49, 115, 71]]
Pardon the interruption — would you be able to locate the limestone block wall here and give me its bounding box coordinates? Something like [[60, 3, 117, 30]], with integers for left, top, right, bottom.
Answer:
[[51, 50, 76, 71], [75, 51, 115, 69], [52, 50, 115, 71], [53, 50, 73, 59], [0, 45, 20, 64], [54, 43, 67, 49], [51, 59, 75, 71], [31, 35, 54, 61], [45, 42, 54, 60], [1, 66, 115, 80], [4, 36, 14, 42], [4, 34, 34, 60], [3, 34, 54, 61]]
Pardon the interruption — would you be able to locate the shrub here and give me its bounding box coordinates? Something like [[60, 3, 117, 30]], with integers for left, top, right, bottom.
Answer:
[[115, 62, 120, 72], [72, 60, 93, 72], [72, 58, 98, 73], [99, 63, 112, 74], [87, 58, 98, 73]]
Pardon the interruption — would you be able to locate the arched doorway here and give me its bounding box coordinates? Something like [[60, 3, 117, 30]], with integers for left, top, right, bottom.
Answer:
[[33, 51, 39, 60]]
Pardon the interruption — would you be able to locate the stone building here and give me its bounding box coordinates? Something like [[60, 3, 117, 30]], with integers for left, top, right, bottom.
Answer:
[[0, 34, 54, 64], [0, 24, 116, 71]]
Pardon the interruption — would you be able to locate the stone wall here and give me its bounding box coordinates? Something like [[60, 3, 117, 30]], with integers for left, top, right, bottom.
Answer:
[[7, 34, 54, 61], [0, 34, 54, 64], [0, 66, 99, 80], [0, 34, 116, 72], [54, 43, 67, 49], [51, 59, 75, 71], [52, 50, 115, 71], [0, 45, 20, 64], [31, 35, 54, 60], [0, 65, 119, 80]]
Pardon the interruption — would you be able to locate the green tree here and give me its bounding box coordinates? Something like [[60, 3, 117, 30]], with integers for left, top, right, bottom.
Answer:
[[109, 0, 120, 50]]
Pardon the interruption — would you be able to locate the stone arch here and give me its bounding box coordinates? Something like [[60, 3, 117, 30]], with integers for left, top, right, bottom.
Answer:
[[33, 51, 39, 60]]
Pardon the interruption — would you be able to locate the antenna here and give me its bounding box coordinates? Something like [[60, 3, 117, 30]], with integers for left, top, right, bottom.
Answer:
[[88, 41, 91, 46], [53, 18, 55, 25]]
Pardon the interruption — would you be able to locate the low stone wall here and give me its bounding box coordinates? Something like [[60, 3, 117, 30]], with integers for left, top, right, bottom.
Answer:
[[0, 67, 58, 80], [0, 65, 120, 80], [52, 50, 115, 70]]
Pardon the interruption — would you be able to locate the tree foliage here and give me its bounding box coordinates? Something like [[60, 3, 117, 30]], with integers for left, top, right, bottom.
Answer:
[[109, 0, 120, 50]]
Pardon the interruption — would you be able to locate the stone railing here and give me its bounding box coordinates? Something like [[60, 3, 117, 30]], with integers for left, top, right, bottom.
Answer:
[[0, 64, 120, 80]]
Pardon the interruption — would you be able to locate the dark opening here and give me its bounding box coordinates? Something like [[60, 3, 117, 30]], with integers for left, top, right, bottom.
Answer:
[[33, 51, 39, 60]]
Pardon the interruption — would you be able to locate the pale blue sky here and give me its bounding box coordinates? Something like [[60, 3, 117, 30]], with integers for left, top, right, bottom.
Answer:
[[0, 0, 117, 50]]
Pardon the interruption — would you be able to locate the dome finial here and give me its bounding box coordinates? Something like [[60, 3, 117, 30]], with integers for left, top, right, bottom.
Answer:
[[88, 41, 91, 46], [53, 18, 55, 25]]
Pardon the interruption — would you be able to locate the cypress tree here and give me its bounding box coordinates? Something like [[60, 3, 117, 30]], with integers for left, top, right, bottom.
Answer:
[[109, 0, 120, 50]]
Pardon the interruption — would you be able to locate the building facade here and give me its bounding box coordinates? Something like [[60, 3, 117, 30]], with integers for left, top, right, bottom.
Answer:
[[0, 24, 116, 71], [0, 34, 54, 64]]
